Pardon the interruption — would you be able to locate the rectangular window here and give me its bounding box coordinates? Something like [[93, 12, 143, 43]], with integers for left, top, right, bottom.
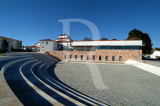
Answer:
[[112, 56, 115, 61], [119, 56, 122, 61], [105, 56, 108, 61], [70, 55, 72, 59], [93, 55, 95, 60], [81, 55, 83, 60], [75, 55, 77, 60], [46, 42, 48, 45], [87, 55, 89, 60], [99, 55, 101, 61], [64, 55, 66, 59]]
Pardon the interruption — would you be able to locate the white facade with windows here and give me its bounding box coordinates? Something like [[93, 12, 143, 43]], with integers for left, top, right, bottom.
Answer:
[[40, 39, 59, 51], [55, 34, 73, 51], [71, 40, 142, 51], [0, 36, 22, 51], [59, 42, 73, 51], [40, 34, 143, 52]]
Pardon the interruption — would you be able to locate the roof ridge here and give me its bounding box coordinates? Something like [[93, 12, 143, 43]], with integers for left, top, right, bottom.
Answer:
[[0, 36, 22, 42]]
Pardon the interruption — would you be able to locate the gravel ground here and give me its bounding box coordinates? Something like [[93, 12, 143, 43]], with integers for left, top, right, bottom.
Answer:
[[55, 61, 160, 106], [143, 60, 160, 67]]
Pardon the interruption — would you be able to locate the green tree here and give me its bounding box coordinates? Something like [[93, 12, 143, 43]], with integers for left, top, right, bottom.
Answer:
[[112, 39, 117, 40], [127, 29, 143, 40], [155, 48, 160, 51], [100, 37, 108, 40], [141, 33, 152, 54], [127, 29, 152, 54], [83, 37, 92, 41], [2, 39, 8, 51]]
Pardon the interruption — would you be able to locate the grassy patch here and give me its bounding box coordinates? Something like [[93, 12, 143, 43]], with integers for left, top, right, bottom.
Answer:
[[0, 53, 3, 56]]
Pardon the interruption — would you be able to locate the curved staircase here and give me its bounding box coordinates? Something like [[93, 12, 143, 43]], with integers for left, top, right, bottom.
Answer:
[[0, 53, 108, 106]]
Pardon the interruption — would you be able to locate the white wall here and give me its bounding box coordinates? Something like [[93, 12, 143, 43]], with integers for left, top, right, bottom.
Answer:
[[40, 40, 59, 51], [151, 51, 160, 59], [34, 42, 40, 47], [72, 40, 142, 46], [0, 37, 22, 51], [60, 42, 73, 51], [16, 41, 22, 49], [11, 40, 17, 49]]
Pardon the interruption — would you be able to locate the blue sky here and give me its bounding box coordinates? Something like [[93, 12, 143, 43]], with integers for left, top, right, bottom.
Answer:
[[0, 0, 160, 47]]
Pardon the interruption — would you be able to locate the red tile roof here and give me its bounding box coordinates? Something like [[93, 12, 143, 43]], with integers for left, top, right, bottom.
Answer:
[[56, 41, 73, 43], [73, 40, 122, 42], [0, 36, 22, 42], [59, 34, 68, 36], [24, 46, 40, 48], [40, 39, 53, 41]]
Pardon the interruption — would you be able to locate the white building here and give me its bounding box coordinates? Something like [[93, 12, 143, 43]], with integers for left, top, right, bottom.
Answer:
[[34, 42, 40, 47], [55, 34, 73, 51], [23, 42, 40, 52], [71, 40, 142, 51], [41, 34, 143, 61], [40, 39, 60, 51], [150, 51, 160, 59], [0, 36, 22, 52], [40, 34, 142, 51]]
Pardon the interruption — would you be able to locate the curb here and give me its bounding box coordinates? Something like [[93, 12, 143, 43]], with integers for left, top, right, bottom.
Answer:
[[0, 57, 35, 106]]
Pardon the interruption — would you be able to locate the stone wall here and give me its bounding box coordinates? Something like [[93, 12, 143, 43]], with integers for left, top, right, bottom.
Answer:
[[47, 49, 142, 62]]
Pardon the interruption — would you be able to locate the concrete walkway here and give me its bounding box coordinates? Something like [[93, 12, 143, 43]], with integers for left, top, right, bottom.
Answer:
[[125, 60, 160, 76], [0, 72, 23, 106], [0, 58, 25, 106]]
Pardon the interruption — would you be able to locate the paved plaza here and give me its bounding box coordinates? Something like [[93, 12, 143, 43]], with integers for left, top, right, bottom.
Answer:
[[143, 60, 160, 67], [55, 61, 160, 106]]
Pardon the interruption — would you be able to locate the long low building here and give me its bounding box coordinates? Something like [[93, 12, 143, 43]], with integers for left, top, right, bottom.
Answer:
[[0, 36, 22, 52], [71, 40, 142, 51], [40, 34, 143, 62]]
